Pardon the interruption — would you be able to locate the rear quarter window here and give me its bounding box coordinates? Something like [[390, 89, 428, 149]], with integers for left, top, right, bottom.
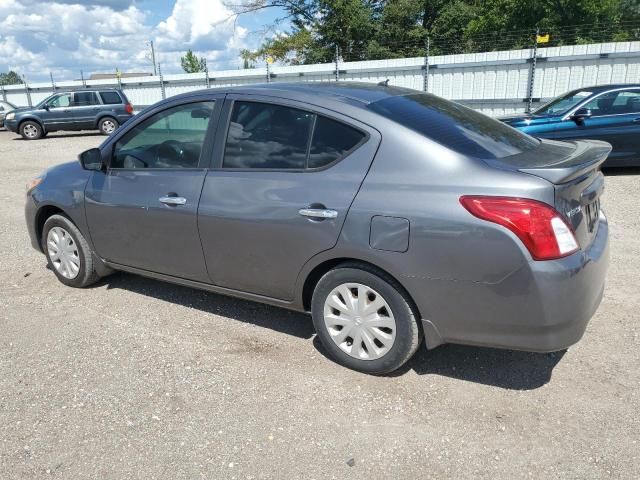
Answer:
[[99, 91, 123, 104], [368, 93, 539, 160], [309, 116, 365, 168]]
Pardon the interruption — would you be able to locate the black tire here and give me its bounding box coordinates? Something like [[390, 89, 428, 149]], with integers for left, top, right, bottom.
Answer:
[[20, 120, 43, 140], [98, 117, 118, 135], [311, 264, 422, 375], [42, 214, 100, 288]]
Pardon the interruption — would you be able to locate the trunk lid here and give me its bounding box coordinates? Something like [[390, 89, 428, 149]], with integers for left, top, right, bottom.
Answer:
[[488, 139, 611, 248]]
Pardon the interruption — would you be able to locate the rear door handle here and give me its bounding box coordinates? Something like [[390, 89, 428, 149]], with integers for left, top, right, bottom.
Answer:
[[298, 208, 338, 219], [159, 196, 187, 206], [632, 118, 640, 123]]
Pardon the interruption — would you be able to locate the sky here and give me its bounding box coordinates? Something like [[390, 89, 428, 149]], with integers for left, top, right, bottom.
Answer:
[[0, 0, 289, 83]]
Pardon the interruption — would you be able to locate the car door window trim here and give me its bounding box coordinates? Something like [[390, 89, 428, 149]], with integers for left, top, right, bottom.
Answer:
[[217, 98, 370, 173], [562, 87, 640, 120], [106, 98, 221, 171]]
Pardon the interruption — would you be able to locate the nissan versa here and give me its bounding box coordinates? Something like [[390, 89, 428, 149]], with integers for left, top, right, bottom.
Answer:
[[25, 83, 610, 374]]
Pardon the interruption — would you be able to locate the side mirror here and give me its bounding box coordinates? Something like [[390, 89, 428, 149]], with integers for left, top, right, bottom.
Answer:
[[571, 108, 592, 122], [43, 104, 50, 111], [79, 148, 104, 171]]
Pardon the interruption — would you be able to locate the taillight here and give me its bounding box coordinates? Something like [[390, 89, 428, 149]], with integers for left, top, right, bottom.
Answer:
[[459, 196, 579, 260], [125, 102, 133, 114]]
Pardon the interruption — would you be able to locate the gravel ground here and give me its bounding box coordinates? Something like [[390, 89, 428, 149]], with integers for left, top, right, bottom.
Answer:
[[0, 130, 639, 480]]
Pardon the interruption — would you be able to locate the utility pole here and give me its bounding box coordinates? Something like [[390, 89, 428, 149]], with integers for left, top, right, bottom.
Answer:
[[423, 37, 430, 92], [204, 59, 210, 88], [158, 62, 166, 99], [266, 57, 272, 83], [22, 74, 32, 107], [149, 40, 157, 76], [334, 44, 340, 82], [80, 70, 86, 88], [527, 28, 540, 114], [50, 72, 56, 91]]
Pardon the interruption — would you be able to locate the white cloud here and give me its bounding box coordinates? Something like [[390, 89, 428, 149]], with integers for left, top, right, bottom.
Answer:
[[156, 0, 247, 55], [0, 0, 249, 83]]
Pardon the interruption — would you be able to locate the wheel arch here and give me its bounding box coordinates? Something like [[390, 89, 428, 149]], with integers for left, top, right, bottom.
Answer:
[[34, 204, 67, 251], [18, 116, 46, 134], [95, 114, 118, 129], [300, 257, 422, 320]]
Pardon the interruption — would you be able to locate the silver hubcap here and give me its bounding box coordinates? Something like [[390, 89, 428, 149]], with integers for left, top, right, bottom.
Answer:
[[46, 227, 80, 279], [102, 120, 116, 134], [23, 124, 38, 138], [323, 283, 396, 360]]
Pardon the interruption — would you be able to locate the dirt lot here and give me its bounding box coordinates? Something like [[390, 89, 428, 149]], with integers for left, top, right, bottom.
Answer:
[[0, 129, 638, 480]]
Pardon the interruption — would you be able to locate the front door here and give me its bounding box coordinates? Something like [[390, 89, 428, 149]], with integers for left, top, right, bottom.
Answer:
[[40, 93, 73, 129], [85, 98, 221, 282], [198, 97, 380, 300], [554, 88, 640, 165]]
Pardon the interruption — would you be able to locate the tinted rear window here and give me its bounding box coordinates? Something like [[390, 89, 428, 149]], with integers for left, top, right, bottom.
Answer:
[[99, 91, 123, 104], [368, 93, 539, 160], [223, 101, 313, 169], [74, 91, 99, 106]]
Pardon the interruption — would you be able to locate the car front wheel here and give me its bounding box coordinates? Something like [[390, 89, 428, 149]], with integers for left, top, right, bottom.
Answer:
[[42, 214, 101, 288], [20, 121, 43, 140], [311, 264, 422, 375]]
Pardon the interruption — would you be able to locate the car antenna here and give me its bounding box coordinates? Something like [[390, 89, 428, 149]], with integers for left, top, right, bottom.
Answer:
[[378, 79, 390, 87]]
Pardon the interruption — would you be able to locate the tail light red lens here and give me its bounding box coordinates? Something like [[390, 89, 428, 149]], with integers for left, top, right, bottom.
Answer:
[[125, 102, 133, 114], [459, 196, 579, 260]]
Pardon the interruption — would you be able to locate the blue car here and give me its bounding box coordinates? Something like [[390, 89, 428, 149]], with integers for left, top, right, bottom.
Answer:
[[500, 84, 640, 167]]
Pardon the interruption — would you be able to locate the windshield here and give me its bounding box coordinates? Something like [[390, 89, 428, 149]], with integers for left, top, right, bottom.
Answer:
[[534, 90, 593, 115], [368, 93, 539, 160]]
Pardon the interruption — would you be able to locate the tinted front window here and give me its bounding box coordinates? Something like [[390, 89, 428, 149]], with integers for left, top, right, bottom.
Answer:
[[74, 91, 98, 106], [99, 91, 122, 104], [309, 116, 365, 168], [368, 94, 539, 160], [534, 90, 593, 115], [223, 101, 313, 169], [112, 101, 214, 169]]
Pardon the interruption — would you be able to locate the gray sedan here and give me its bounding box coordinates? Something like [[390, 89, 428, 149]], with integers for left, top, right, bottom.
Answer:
[[24, 83, 609, 374]]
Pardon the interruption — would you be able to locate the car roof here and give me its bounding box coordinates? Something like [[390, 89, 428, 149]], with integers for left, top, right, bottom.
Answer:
[[172, 81, 419, 107], [575, 84, 640, 93]]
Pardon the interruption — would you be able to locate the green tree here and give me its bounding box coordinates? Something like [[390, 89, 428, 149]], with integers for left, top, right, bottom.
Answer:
[[0, 71, 24, 86], [230, 0, 640, 63], [180, 49, 206, 73]]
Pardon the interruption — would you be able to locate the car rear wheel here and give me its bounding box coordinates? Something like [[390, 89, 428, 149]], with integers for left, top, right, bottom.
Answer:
[[311, 264, 422, 375], [42, 214, 100, 288], [20, 121, 43, 140], [98, 117, 118, 135]]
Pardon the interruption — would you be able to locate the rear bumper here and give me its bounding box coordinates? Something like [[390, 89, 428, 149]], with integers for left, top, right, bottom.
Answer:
[[422, 212, 609, 352]]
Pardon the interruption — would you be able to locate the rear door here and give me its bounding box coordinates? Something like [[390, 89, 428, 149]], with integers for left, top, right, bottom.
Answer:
[[85, 95, 223, 282], [198, 96, 380, 300], [72, 91, 101, 129]]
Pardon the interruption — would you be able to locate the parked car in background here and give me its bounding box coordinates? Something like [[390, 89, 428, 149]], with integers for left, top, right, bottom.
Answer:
[[499, 84, 640, 167], [5, 89, 134, 140], [25, 83, 609, 374], [0, 99, 17, 128]]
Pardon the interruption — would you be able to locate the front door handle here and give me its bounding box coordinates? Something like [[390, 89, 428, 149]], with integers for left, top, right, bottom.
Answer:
[[632, 118, 640, 123], [298, 208, 338, 219], [159, 196, 187, 206]]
